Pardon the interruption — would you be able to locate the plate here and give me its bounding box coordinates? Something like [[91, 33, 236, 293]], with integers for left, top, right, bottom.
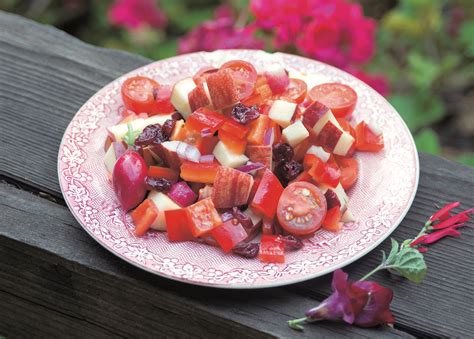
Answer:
[[58, 50, 419, 288]]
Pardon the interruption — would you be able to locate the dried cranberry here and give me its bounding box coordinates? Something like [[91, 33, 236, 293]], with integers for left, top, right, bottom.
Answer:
[[325, 189, 341, 210], [171, 112, 183, 121], [232, 243, 259, 258], [273, 143, 294, 163], [231, 103, 260, 124], [274, 160, 303, 184], [279, 235, 304, 250], [144, 176, 171, 192], [135, 124, 159, 146], [232, 207, 254, 230], [162, 119, 175, 139]]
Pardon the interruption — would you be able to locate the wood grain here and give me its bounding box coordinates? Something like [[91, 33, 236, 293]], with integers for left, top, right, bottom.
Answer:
[[1, 9, 473, 338], [0, 183, 411, 338]]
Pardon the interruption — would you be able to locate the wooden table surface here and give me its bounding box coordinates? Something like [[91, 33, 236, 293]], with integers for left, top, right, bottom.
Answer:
[[1, 11, 473, 338]]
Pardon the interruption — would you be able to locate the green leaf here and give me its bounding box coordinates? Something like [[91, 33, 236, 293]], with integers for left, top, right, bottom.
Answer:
[[389, 94, 445, 131], [457, 153, 474, 168], [459, 21, 474, 57], [386, 238, 399, 264], [390, 247, 427, 283], [414, 129, 440, 155], [407, 52, 440, 90]]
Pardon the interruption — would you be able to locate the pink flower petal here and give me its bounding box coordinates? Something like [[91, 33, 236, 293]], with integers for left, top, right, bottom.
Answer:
[[429, 202, 460, 222]]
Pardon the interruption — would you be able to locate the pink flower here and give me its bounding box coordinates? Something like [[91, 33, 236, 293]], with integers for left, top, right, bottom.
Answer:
[[178, 6, 264, 54], [302, 269, 394, 327], [108, 0, 167, 30], [410, 202, 473, 250]]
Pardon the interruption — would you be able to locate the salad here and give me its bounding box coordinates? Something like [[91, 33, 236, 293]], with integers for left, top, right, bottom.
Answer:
[[104, 59, 384, 263]]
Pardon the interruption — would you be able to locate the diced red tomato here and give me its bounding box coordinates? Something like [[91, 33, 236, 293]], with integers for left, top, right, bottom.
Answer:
[[165, 208, 194, 242], [247, 115, 270, 145], [186, 198, 222, 237], [259, 235, 285, 263], [186, 107, 227, 133], [121, 76, 160, 114], [335, 156, 359, 189], [219, 130, 247, 154], [210, 220, 248, 252], [322, 206, 342, 232], [304, 154, 341, 188], [276, 182, 327, 236], [221, 60, 257, 100], [308, 83, 357, 118], [130, 199, 159, 237], [278, 78, 307, 104], [251, 169, 284, 219], [150, 85, 175, 115], [147, 166, 179, 181], [355, 121, 384, 152], [180, 161, 220, 184]]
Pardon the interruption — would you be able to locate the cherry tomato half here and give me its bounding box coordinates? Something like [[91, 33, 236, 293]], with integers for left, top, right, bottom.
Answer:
[[308, 83, 357, 118], [277, 182, 327, 236], [279, 78, 307, 104], [193, 66, 219, 86], [121, 76, 160, 114], [221, 60, 257, 100]]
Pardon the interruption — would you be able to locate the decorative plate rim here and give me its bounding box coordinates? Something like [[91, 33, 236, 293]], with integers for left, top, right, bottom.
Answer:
[[57, 50, 419, 289]]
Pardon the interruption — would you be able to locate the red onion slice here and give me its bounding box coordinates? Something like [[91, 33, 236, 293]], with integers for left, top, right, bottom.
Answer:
[[263, 127, 274, 145], [200, 154, 215, 163], [167, 181, 197, 207], [236, 162, 265, 173]]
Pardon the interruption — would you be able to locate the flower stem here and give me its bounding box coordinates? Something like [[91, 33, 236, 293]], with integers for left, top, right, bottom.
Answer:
[[288, 317, 308, 331], [409, 220, 431, 247], [359, 263, 386, 281]]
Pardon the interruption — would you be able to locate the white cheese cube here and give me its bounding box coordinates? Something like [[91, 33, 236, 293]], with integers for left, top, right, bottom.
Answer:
[[170, 77, 196, 118], [268, 100, 297, 128], [213, 141, 249, 168], [282, 120, 309, 147]]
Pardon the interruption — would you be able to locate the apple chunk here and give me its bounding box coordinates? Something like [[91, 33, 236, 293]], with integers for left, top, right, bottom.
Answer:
[[170, 77, 197, 118], [306, 145, 330, 163], [206, 70, 238, 110], [317, 120, 343, 151], [302, 101, 340, 135], [211, 167, 254, 208], [268, 100, 297, 128], [188, 84, 210, 112], [246, 145, 273, 169], [282, 120, 309, 147], [107, 113, 174, 142], [152, 141, 181, 170], [148, 191, 181, 231], [333, 131, 355, 156], [213, 141, 249, 168]]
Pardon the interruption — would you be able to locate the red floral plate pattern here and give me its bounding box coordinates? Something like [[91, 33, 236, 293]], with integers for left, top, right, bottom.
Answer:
[[58, 50, 419, 288]]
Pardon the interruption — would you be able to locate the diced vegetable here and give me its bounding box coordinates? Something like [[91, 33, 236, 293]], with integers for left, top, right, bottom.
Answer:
[[219, 130, 247, 154], [247, 115, 270, 145], [236, 162, 265, 174], [211, 167, 254, 208], [186, 107, 227, 133], [170, 77, 196, 118], [131, 199, 159, 237], [251, 169, 284, 219], [259, 235, 285, 263], [186, 198, 222, 237], [211, 220, 248, 252], [322, 206, 342, 232], [355, 121, 384, 152], [180, 161, 220, 184], [306, 145, 330, 163], [165, 208, 194, 242], [335, 156, 359, 189], [282, 120, 309, 147], [207, 70, 238, 109], [220, 119, 250, 138], [147, 166, 179, 181], [304, 154, 341, 188], [168, 181, 197, 207], [246, 145, 272, 169]]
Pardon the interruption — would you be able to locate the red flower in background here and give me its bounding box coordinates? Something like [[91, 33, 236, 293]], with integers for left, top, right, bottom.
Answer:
[[178, 6, 264, 54], [347, 68, 390, 96], [108, 0, 167, 30]]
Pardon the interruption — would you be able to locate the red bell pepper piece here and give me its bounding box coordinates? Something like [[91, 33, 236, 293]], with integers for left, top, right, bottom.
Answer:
[[247, 115, 270, 145], [251, 169, 284, 219], [355, 121, 384, 152], [197, 135, 219, 155], [220, 119, 249, 137], [186, 107, 227, 133], [304, 154, 341, 188], [147, 166, 179, 181], [180, 161, 220, 184], [259, 235, 285, 263], [186, 198, 222, 237], [131, 199, 159, 237], [335, 156, 359, 190], [322, 206, 342, 232], [219, 130, 247, 154], [210, 219, 248, 252], [165, 208, 194, 242]]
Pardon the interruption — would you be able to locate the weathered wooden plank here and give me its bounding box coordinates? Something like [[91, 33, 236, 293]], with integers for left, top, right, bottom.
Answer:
[[0, 182, 411, 338], [293, 155, 474, 337]]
